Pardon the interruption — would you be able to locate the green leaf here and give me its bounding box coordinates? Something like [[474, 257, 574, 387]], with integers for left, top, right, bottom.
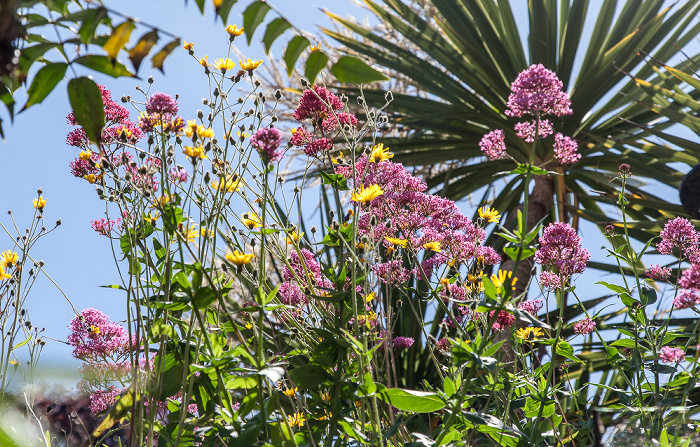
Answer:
[[243, 1, 272, 45], [640, 284, 657, 306], [503, 245, 536, 261], [77, 7, 108, 44], [555, 341, 583, 363], [596, 281, 628, 295], [128, 30, 159, 72], [152, 38, 181, 73], [103, 20, 136, 60], [193, 287, 217, 308], [305, 51, 329, 85], [216, 0, 238, 23], [11, 336, 31, 351], [378, 388, 445, 413], [284, 35, 310, 76], [331, 56, 388, 84], [73, 55, 134, 78], [21, 63, 67, 111], [262, 18, 291, 54], [67, 77, 105, 146], [320, 171, 349, 190], [226, 376, 258, 389], [443, 377, 455, 397]]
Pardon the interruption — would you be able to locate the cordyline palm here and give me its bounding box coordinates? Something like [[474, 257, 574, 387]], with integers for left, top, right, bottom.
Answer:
[[323, 0, 697, 271], [317, 0, 700, 406]]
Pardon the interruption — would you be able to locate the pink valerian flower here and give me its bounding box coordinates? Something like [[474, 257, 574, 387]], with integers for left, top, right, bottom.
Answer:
[[553, 133, 580, 164], [87, 386, 124, 414], [69, 159, 99, 178], [321, 112, 358, 133], [518, 299, 544, 315], [534, 222, 590, 289], [145, 92, 179, 115], [373, 260, 411, 284], [539, 270, 568, 290], [283, 249, 322, 282], [479, 129, 507, 160], [169, 167, 189, 183], [657, 217, 699, 258], [90, 218, 121, 236], [514, 119, 553, 143], [303, 137, 334, 157], [573, 317, 596, 335], [68, 308, 130, 361], [618, 163, 631, 178], [489, 310, 515, 331], [290, 126, 313, 146], [250, 127, 283, 164], [292, 85, 344, 124], [659, 346, 686, 364], [505, 64, 573, 118], [435, 338, 451, 353], [392, 336, 414, 352], [674, 289, 700, 310], [278, 282, 305, 306], [339, 154, 498, 278], [645, 265, 672, 281]]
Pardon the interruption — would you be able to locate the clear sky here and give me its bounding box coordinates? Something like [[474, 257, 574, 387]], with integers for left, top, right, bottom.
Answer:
[[1, 0, 363, 386]]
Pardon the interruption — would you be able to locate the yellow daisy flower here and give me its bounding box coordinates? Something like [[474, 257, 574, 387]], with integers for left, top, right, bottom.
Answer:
[[282, 387, 298, 397], [240, 58, 263, 71], [151, 194, 173, 209], [183, 145, 207, 161], [385, 236, 408, 248], [210, 175, 244, 193], [309, 43, 321, 52], [285, 231, 303, 244], [199, 55, 209, 67], [179, 224, 198, 243], [287, 412, 305, 428], [368, 143, 394, 163], [196, 125, 214, 139], [351, 184, 384, 204], [144, 212, 160, 224], [515, 327, 544, 343], [225, 250, 255, 266], [33, 196, 47, 211], [79, 150, 92, 161], [490, 269, 517, 293], [185, 119, 198, 138], [0, 268, 10, 280], [226, 25, 244, 37], [423, 241, 442, 252], [364, 292, 376, 303], [213, 58, 235, 72], [241, 213, 262, 230], [1, 251, 18, 270], [478, 206, 500, 224], [183, 41, 194, 51]]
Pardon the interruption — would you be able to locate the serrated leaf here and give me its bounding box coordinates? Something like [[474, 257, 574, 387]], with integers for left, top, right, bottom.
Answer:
[[67, 77, 104, 146], [103, 20, 135, 60], [21, 63, 67, 111], [331, 56, 388, 84], [73, 55, 134, 78], [152, 38, 181, 73], [128, 30, 159, 72], [262, 18, 291, 54], [305, 51, 329, 85], [284, 35, 309, 76], [243, 1, 271, 45]]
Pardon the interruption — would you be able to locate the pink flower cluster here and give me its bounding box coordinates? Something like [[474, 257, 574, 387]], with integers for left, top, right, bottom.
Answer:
[[489, 310, 516, 332], [659, 345, 685, 364], [479, 64, 579, 165], [392, 336, 414, 352], [250, 127, 283, 164], [290, 86, 356, 157], [336, 153, 500, 285], [657, 217, 699, 260], [573, 317, 596, 335], [91, 218, 121, 236], [505, 64, 573, 118], [66, 85, 142, 148], [518, 299, 544, 315], [68, 309, 130, 361], [534, 222, 590, 290], [278, 248, 335, 306], [478, 129, 507, 161], [645, 265, 671, 281], [139, 92, 185, 134]]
